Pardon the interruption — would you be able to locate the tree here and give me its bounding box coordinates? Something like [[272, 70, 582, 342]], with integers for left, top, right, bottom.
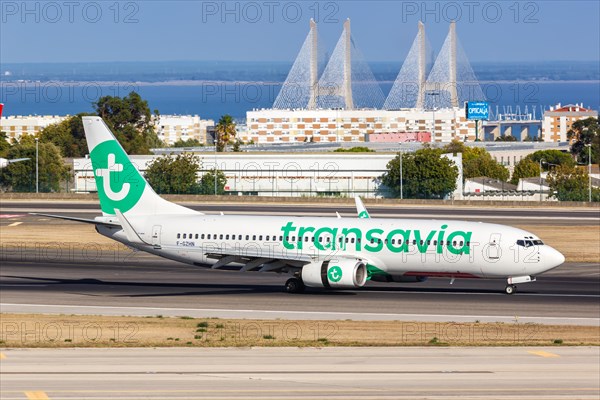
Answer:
[[0, 141, 69, 192], [442, 141, 509, 181], [510, 158, 541, 185], [334, 146, 375, 152], [546, 164, 598, 201], [0, 132, 10, 157], [568, 117, 599, 164], [215, 115, 236, 152], [171, 138, 203, 148], [144, 153, 200, 194], [526, 150, 575, 171], [39, 113, 93, 157], [495, 135, 517, 142], [94, 92, 163, 154], [381, 147, 458, 199], [199, 169, 227, 195], [231, 139, 243, 152]]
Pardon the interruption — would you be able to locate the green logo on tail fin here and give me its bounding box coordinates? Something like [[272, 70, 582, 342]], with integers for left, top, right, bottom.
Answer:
[[90, 140, 145, 215]]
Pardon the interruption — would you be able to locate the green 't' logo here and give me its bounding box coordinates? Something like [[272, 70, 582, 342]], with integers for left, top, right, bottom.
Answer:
[[90, 140, 145, 215], [327, 265, 343, 283]]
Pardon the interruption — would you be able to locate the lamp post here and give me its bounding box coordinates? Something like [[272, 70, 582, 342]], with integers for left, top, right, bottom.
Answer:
[[585, 144, 592, 202], [35, 137, 39, 193], [539, 158, 544, 202], [399, 151, 403, 200]]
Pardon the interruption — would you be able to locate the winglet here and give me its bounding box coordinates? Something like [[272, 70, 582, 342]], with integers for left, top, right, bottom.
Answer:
[[355, 196, 370, 219], [114, 209, 148, 245]]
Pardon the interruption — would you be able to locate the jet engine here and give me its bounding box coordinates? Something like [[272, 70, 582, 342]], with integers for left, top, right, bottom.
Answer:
[[301, 259, 367, 289]]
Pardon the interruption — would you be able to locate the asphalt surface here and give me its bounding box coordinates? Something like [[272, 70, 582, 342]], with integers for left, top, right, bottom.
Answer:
[[1, 347, 599, 399], [1, 248, 598, 325], [2, 201, 600, 225]]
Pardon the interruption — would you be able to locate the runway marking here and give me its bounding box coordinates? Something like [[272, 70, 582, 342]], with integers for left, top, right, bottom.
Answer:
[[0, 352, 6, 359], [7, 222, 22, 227], [528, 350, 560, 358], [2, 303, 599, 325], [24, 392, 49, 400]]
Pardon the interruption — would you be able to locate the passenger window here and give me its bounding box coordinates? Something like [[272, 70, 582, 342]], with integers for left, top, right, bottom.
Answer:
[[201, 234, 205, 239], [245, 235, 249, 240], [177, 233, 181, 239], [219, 234, 223, 240], [305, 237, 310, 242], [453, 241, 457, 246], [345, 238, 349, 243], [207, 234, 211, 239], [319, 237, 323, 243], [413, 240, 416, 245], [183, 234, 187, 239], [466, 241, 470, 246], [189, 233, 192, 238], [420, 240, 424, 245], [391, 239, 395, 244], [279, 236, 283, 241], [351, 238, 355, 243], [460, 241, 463, 246], [226, 235, 230, 240], [259, 235, 263, 241], [253, 235, 257, 241], [427, 240, 431, 245], [266, 235, 270, 241], [285, 236, 289, 241]]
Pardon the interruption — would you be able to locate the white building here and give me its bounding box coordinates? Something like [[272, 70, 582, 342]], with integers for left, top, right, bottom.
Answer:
[[154, 115, 214, 146], [73, 152, 463, 199], [542, 103, 598, 142], [244, 108, 476, 144], [0, 115, 68, 142]]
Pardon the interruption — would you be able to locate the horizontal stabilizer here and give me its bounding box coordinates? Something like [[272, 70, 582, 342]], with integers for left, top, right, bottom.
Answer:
[[29, 213, 120, 227]]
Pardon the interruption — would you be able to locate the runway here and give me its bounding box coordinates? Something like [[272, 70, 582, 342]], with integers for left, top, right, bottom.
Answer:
[[2, 200, 599, 225], [1, 347, 599, 399], [1, 249, 598, 325]]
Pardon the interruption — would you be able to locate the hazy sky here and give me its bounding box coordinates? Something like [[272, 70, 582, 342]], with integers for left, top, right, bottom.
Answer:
[[2, 1, 599, 63]]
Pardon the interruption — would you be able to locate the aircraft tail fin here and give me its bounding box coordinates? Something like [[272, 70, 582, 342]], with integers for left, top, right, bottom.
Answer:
[[82, 116, 199, 217]]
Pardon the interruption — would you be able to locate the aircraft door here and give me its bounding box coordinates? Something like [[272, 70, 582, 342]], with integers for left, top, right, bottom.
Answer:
[[487, 233, 501, 260], [151, 225, 162, 248]]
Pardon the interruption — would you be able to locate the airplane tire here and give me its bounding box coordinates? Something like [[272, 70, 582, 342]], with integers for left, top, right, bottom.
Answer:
[[505, 284, 516, 295], [285, 278, 305, 294]]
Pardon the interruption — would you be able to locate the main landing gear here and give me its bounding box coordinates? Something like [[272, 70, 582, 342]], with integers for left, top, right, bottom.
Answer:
[[285, 277, 305, 294]]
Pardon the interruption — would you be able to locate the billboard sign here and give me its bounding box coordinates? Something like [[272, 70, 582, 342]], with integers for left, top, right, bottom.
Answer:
[[466, 101, 490, 120]]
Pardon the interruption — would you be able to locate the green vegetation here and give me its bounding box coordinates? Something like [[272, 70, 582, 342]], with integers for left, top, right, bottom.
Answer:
[[94, 92, 162, 154], [568, 117, 599, 164], [333, 146, 375, 152], [215, 114, 236, 152], [510, 158, 541, 185], [199, 169, 227, 195], [546, 164, 599, 202], [171, 138, 203, 148], [527, 150, 575, 171], [144, 153, 200, 194], [443, 140, 509, 181], [0, 138, 69, 192], [38, 114, 93, 157], [381, 147, 458, 199], [494, 135, 517, 142]]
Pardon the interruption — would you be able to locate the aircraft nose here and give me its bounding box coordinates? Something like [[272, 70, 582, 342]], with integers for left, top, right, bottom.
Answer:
[[545, 246, 565, 270]]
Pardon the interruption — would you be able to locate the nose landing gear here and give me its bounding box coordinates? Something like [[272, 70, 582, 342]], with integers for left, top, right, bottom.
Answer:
[[505, 284, 517, 295], [505, 275, 535, 295]]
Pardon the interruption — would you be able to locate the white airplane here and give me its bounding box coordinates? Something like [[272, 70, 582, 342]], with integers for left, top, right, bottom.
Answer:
[[34, 117, 565, 295], [0, 103, 29, 168]]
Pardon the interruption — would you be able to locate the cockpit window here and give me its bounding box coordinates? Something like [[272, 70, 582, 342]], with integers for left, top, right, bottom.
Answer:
[[517, 239, 544, 247]]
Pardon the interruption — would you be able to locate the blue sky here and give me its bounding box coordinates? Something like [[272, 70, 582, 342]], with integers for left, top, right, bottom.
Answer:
[[1, 1, 599, 63]]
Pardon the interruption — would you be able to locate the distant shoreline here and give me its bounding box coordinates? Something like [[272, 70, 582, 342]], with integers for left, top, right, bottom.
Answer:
[[1, 79, 599, 86]]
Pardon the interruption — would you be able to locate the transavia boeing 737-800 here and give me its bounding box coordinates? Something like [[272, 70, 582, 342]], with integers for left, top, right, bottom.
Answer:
[[34, 117, 565, 295]]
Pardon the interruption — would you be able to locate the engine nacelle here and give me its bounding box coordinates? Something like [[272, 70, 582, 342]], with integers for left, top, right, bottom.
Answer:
[[301, 259, 367, 289]]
